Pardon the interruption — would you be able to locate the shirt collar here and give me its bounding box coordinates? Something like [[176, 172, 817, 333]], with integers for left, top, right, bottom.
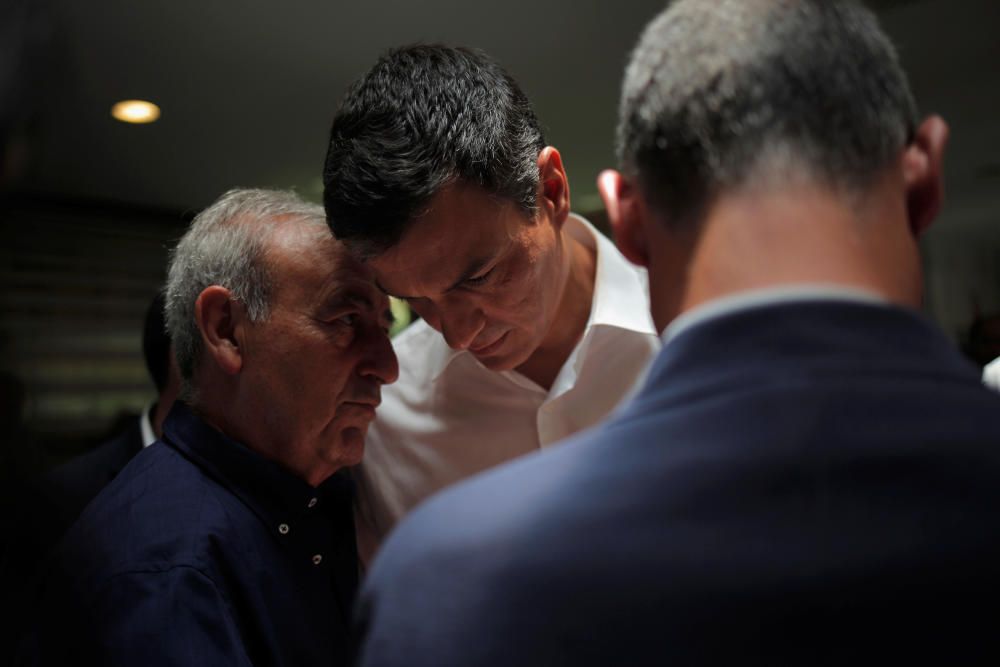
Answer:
[[139, 402, 157, 448], [161, 402, 353, 527], [662, 284, 887, 346], [574, 213, 657, 335], [431, 213, 657, 381]]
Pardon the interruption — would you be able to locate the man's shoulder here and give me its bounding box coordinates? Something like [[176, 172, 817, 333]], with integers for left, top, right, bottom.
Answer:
[[358, 426, 624, 661], [62, 442, 252, 578], [370, 422, 610, 575], [362, 362, 1000, 661], [372, 327, 1000, 570], [44, 418, 142, 495]]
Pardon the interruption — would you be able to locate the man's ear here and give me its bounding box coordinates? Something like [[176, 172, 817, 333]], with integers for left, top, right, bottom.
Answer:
[[598, 169, 649, 267], [193, 286, 244, 376], [902, 115, 949, 236], [537, 146, 570, 226]]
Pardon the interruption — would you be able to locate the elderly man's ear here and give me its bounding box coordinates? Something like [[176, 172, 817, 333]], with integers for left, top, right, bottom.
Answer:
[[194, 286, 244, 376], [598, 170, 650, 267]]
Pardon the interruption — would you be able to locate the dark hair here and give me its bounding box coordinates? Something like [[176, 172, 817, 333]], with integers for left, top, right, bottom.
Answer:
[[618, 0, 918, 228], [142, 292, 171, 393], [323, 44, 546, 257]]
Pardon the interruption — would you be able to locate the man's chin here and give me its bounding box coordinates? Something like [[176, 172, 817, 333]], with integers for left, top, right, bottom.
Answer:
[[337, 426, 367, 466], [475, 354, 518, 372], [474, 342, 537, 374]]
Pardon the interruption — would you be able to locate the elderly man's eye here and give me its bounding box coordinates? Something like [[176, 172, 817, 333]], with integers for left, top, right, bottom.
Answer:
[[335, 313, 358, 327]]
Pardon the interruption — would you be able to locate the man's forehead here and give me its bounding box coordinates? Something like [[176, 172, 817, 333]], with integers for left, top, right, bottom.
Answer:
[[267, 224, 382, 301], [324, 253, 384, 302], [370, 237, 505, 299], [368, 191, 522, 296], [266, 219, 338, 259]]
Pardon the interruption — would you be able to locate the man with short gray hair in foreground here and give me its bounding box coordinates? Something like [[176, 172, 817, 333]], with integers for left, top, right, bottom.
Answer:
[[20, 189, 398, 666], [355, 1, 1000, 665]]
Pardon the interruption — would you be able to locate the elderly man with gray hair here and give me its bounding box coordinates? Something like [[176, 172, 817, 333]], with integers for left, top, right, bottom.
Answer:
[[20, 189, 398, 667], [354, 1, 1000, 665]]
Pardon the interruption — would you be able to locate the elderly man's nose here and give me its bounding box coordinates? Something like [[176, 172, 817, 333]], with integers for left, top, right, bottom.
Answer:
[[361, 330, 399, 385]]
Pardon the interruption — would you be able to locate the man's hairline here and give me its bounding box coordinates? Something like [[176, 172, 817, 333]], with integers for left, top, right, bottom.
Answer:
[[184, 212, 338, 388]]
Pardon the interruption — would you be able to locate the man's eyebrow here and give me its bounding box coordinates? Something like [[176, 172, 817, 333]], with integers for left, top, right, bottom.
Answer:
[[328, 288, 394, 324], [372, 246, 506, 299], [326, 287, 376, 312], [345, 293, 375, 310]]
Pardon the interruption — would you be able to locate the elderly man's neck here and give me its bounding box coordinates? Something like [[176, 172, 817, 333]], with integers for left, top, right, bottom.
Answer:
[[188, 384, 340, 488], [674, 171, 922, 318]]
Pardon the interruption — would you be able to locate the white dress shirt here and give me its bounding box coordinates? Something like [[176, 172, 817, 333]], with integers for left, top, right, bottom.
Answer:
[[354, 214, 661, 560], [139, 402, 158, 448], [984, 356, 1000, 392]]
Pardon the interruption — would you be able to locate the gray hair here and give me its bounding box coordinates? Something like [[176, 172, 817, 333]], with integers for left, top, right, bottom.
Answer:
[[618, 0, 918, 227], [165, 188, 328, 398]]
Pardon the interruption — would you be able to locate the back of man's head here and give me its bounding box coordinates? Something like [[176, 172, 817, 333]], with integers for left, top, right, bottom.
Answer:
[[618, 0, 918, 228], [323, 45, 545, 258]]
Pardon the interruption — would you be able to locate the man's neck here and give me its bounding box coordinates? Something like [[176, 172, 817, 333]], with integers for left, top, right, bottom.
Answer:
[[677, 180, 921, 317], [517, 225, 597, 390], [191, 389, 335, 488]]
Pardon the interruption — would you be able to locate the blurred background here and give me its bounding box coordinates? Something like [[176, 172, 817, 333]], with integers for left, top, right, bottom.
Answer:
[[1, 0, 998, 468]]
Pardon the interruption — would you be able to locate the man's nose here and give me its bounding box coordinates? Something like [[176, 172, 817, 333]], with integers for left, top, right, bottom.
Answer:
[[360, 328, 399, 385], [439, 305, 486, 351]]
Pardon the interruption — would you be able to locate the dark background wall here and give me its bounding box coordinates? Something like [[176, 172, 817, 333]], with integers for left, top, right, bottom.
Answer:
[[0, 196, 188, 465]]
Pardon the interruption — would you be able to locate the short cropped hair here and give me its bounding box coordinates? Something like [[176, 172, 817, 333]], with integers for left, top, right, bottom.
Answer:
[[618, 0, 918, 227], [164, 188, 327, 395], [323, 44, 546, 258]]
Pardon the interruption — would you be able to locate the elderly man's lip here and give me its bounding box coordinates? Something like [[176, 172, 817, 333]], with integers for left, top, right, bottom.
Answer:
[[342, 394, 381, 411], [345, 398, 380, 407], [470, 331, 509, 355], [341, 401, 378, 419]]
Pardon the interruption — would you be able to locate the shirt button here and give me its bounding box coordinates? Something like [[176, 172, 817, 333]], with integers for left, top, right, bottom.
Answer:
[[312, 554, 323, 565], [278, 523, 290, 535], [307, 497, 318, 508]]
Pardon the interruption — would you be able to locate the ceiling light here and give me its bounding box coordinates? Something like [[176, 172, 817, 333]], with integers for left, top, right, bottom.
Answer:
[[111, 99, 160, 124]]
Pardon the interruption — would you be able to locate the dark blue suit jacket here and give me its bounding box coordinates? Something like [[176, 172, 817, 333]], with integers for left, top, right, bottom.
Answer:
[[358, 301, 1000, 666]]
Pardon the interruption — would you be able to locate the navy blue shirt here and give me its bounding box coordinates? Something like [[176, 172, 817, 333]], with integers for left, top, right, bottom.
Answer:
[[22, 403, 358, 666]]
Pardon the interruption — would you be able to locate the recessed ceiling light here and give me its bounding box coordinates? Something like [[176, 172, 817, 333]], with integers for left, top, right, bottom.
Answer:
[[111, 99, 160, 124]]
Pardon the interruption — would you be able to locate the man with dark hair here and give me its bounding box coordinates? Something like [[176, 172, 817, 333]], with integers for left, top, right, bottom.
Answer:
[[354, 2, 1000, 665], [20, 189, 398, 666], [324, 45, 660, 558]]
